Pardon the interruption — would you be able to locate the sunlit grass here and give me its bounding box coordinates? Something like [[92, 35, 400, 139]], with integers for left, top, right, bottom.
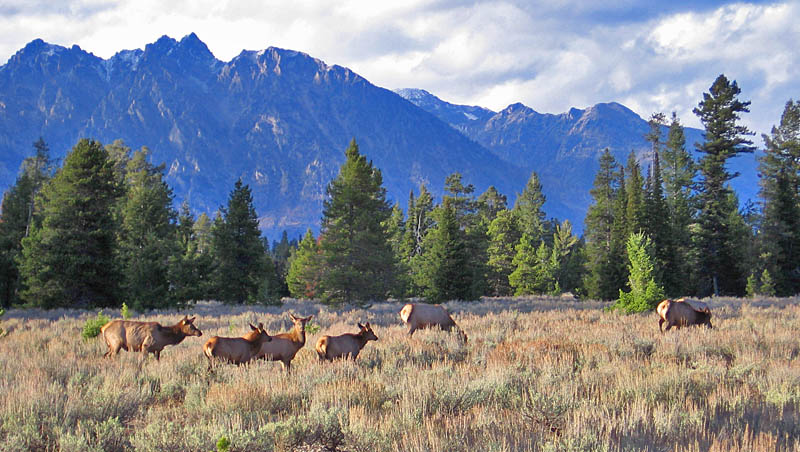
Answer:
[[0, 297, 799, 451]]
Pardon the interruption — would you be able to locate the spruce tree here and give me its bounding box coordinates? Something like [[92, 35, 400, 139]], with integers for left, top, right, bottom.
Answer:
[[548, 220, 582, 295], [117, 149, 179, 310], [402, 185, 435, 296], [509, 235, 550, 295], [513, 171, 547, 243], [661, 113, 696, 295], [385, 204, 409, 298], [486, 209, 521, 296], [693, 74, 755, 295], [477, 185, 507, 224], [319, 139, 394, 305], [169, 202, 214, 305], [416, 200, 475, 302], [614, 232, 665, 313], [758, 100, 800, 295], [270, 230, 294, 298], [443, 172, 488, 298], [286, 229, 322, 299], [211, 179, 274, 304], [584, 149, 627, 300], [642, 114, 674, 295], [19, 139, 120, 308], [624, 151, 645, 236]]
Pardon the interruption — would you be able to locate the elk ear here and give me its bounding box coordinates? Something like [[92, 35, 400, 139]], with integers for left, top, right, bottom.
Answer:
[[258, 322, 264, 329], [358, 322, 365, 329], [306, 315, 314, 321], [250, 323, 258, 331], [188, 316, 196, 323], [289, 313, 298, 322], [365, 322, 371, 329]]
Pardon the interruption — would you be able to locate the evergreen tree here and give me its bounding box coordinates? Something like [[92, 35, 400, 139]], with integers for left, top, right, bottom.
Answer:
[[614, 232, 665, 313], [384, 204, 409, 298], [486, 209, 521, 296], [416, 200, 476, 302], [117, 148, 180, 310], [661, 113, 696, 295], [169, 202, 214, 305], [512, 171, 547, 243], [0, 138, 57, 306], [624, 151, 645, 236], [642, 114, 675, 295], [211, 179, 275, 304], [286, 229, 322, 299], [270, 230, 295, 298], [584, 149, 627, 300], [443, 172, 488, 298], [319, 139, 394, 305], [509, 235, 550, 295], [402, 185, 435, 296], [477, 185, 507, 224], [693, 74, 755, 296], [548, 220, 583, 295], [758, 100, 800, 295], [19, 139, 120, 308]]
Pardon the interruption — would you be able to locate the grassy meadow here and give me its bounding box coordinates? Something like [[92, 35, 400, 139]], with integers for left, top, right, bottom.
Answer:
[[0, 297, 800, 452]]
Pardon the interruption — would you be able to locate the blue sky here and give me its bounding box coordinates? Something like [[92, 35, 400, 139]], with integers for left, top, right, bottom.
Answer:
[[0, 0, 796, 138]]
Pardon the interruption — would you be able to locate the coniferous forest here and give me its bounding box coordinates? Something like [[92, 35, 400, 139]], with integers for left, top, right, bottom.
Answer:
[[1, 74, 798, 311]]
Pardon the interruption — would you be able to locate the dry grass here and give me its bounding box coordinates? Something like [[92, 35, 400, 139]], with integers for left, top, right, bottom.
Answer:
[[0, 297, 799, 451]]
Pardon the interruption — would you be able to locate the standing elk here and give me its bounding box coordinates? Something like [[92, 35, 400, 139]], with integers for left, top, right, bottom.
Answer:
[[101, 315, 203, 360], [315, 322, 378, 361], [203, 323, 272, 369], [400, 303, 467, 341], [255, 313, 313, 371], [657, 299, 713, 332]]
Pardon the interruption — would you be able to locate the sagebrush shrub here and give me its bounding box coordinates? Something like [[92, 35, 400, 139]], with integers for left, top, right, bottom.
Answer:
[[81, 311, 110, 340]]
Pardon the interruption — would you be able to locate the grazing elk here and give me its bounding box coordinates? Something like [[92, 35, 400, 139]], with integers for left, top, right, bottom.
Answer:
[[203, 323, 272, 369], [400, 303, 467, 341], [101, 316, 202, 360], [657, 299, 713, 332], [315, 322, 378, 361], [255, 313, 313, 371]]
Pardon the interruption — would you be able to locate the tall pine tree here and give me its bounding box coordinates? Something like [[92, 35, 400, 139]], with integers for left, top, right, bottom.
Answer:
[[319, 139, 394, 305], [693, 74, 755, 296], [117, 148, 180, 310], [584, 149, 627, 300], [19, 139, 120, 309], [513, 171, 547, 244], [758, 100, 800, 295], [211, 179, 275, 304]]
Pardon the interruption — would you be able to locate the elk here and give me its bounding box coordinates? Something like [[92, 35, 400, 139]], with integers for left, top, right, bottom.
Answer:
[[255, 313, 313, 371], [657, 299, 713, 332], [203, 323, 272, 369], [315, 322, 378, 361], [400, 303, 467, 341], [101, 316, 202, 360]]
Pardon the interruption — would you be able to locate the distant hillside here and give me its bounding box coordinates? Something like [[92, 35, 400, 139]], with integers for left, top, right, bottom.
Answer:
[[396, 89, 760, 227], [0, 34, 523, 239], [0, 35, 759, 238]]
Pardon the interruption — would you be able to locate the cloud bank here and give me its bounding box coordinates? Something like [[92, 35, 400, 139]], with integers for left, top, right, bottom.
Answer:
[[0, 0, 796, 136]]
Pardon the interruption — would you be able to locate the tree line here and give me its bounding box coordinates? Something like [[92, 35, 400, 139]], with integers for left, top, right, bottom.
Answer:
[[0, 74, 798, 310]]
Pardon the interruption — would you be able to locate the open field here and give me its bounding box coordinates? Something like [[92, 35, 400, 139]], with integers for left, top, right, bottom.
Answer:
[[1, 297, 800, 452]]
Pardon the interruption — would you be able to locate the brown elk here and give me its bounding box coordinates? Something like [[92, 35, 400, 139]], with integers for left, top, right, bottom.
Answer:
[[101, 316, 203, 360], [315, 322, 378, 361], [255, 313, 313, 371], [400, 303, 467, 341], [203, 323, 272, 369], [657, 299, 713, 332]]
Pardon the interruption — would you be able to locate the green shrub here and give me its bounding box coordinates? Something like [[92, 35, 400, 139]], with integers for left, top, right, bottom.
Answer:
[[304, 320, 321, 335], [613, 232, 665, 313], [121, 303, 131, 320], [216, 435, 231, 452], [81, 311, 111, 340]]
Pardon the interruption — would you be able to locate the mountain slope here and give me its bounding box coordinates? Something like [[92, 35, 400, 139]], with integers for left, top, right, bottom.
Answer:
[[396, 89, 760, 225], [0, 35, 524, 239]]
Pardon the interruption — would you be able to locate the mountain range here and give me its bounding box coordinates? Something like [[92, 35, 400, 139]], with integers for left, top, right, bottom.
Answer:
[[0, 33, 760, 239]]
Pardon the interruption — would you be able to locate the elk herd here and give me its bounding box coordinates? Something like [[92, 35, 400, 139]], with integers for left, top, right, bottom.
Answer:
[[99, 299, 713, 367]]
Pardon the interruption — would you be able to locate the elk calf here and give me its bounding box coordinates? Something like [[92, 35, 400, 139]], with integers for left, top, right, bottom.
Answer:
[[255, 313, 313, 371], [316, 322, 378, 361], [657, 299, 713, 332], [101, 316, 202, 360], [203, 323, 272, 369], [400, 303, 467, 341]]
